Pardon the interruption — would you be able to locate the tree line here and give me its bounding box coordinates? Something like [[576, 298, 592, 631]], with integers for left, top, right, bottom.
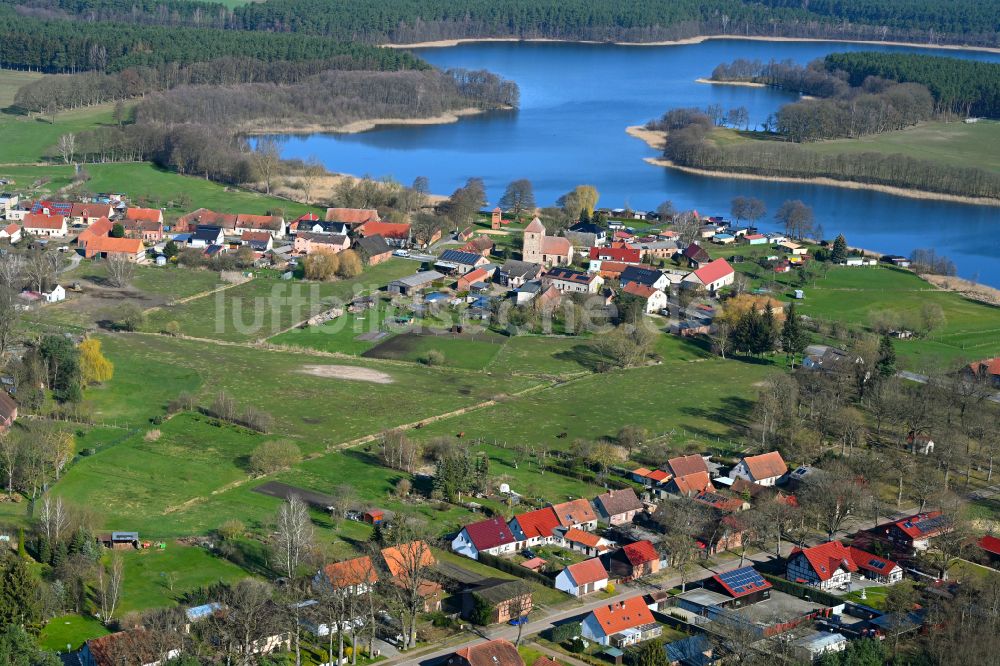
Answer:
[[657, 110, 1000, 199], [0, 10, 426, 73], [6, 0, 1000, 49], [824, 51, 1000, 118]]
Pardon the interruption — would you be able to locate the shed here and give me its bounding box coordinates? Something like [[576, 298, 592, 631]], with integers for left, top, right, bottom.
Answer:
[[389, 270, 445, 296], [363, 510, 385, 525], [794, 289, 804, 299]]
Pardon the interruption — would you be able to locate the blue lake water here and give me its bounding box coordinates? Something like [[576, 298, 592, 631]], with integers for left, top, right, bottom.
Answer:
[[266, 39, 1000, 285]]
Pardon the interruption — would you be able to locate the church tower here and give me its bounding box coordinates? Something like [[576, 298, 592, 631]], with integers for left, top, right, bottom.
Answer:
[[522, 216, 545, 264]]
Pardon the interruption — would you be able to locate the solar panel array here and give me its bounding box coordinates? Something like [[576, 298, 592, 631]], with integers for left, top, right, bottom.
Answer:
[[867, 558, 888, 571], [717, 566, 768, 596], [913, 514, 949, 534]]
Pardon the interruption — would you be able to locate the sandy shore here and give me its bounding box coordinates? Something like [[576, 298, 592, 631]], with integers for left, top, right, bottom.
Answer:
[[695, 77, 767, 88], [243, 107, 493, 136], [625, 126, 1000, 207], [921, 274, 1000, 306], [384, 34, 1000, 55]]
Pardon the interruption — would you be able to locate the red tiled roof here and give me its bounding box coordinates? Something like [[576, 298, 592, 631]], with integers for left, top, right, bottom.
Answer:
[[541, 236, 572, 256], [85, 236, 143, 255], [672, 471, 713, 495], [890, 511, 948, 539], [621, 540, 658, 566], [70, 203, 113, 219], [359, 221, 410, 239], [325, 208, 379, 225], [122, 218, 162, 232], [647, 469, 670, 483], [532, 657, 562, 666], [692, 258, 734, 285], [622, 282, 658, 299], [241, 230, 272, 242], [512, 507, 561, 540], [847, 547, 900, 576], [452, 639, 523, 666], [464, 516, 516, 551], [296, 213, 319, 222], [551, 499, 598, 527], [740, 451, 787, 481], [381, 541, 435, 577], [595, 488, 642, 517], [792, 541, 857, 582], [969, 358, 1000, 378], [524, 217, 545, 233], [76, 217, 113, 244], [2, 223, 19, 235], [323, 555, 378, 588], [458, 267, 491, 286], [590, 596, 655, 636], [563, 528, 602, 548], [522, 557, 547, 570], [236, 213, 283, 230], [980, 535, 1000, 556], [125, 207, 162, 223], [745, 233, 766, 240], [589, 245, 641, 263], [178, 209, 238, 230], [23, 213, 65, 229], [668, 454, 709, 478], [565, 557, 608, 585], [632, 467, 652, 476]]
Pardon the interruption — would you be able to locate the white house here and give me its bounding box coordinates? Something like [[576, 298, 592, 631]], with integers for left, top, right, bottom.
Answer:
[[43, 285, 65, 303], [786, 542, 856, 591], [0, 223, 20, 244], [22, 213, 67, 238], [508, 507, 562, 549], [792, 632, 847, 662], [681, 258, 735, 294], [555, 558, 609, 597], [622, 283, 667, 314], [581, 597, 662, 648], [730, 451, 787, 487], [451, 516, 518, 560]]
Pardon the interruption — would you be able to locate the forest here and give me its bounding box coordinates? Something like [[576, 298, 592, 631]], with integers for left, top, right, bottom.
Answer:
[[0, 10, 425, 73], [824, 52, 1000, 118], [4, 0, 1000, 48], [61, 68, 517, 184], [656, 110, 1000, 200]]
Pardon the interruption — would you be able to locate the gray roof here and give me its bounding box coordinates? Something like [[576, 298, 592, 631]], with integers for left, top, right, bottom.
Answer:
[[297, 232, 347, 245], [501, 260, 541, 279], [192, 225, 223, 241], [392, 270, 444, 288], [621, 265, 664, 287], [355, 234, 391, 256]]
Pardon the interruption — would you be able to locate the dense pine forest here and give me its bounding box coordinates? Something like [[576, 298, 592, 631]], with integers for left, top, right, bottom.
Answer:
[[824, 52, 1000, 117], [0, 11, 426, 73], [4, 0, 1000, 52]]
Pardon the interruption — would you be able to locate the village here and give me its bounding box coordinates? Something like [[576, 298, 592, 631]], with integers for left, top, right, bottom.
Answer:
[[1, 185, 1000, 666]]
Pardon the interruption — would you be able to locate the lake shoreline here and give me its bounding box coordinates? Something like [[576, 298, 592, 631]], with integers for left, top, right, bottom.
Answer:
[[625, 126, 1000, 208], [385, 34, 1000, 55], [241, 107, 497, 137], [695, 77, 767, 88]]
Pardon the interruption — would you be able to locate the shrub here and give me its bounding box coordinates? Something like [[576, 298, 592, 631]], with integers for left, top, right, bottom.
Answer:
[[217, 519, 245, 540], [548, 622, 581, 643], [249, 439, 301, 475], [420, 349, 445, 366]]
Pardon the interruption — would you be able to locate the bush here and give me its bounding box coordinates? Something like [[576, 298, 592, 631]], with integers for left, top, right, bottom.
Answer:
[[420, 349, 446, 366], [248, 439, 301, 475], [80, 448, 96, 456], [548, 622, 581, 643], [217, 519, 245, 540], [567, 637, 586, 653]]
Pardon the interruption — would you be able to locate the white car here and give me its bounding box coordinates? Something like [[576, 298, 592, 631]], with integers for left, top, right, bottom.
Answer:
[[393, 249, 410, 257]]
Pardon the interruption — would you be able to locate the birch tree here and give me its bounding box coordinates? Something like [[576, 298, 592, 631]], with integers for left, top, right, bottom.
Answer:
[[274, 496, 314, 579]]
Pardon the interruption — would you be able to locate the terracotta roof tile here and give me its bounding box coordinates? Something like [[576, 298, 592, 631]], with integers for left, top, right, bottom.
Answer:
[[621, 540, 658, 566], [668, 454, 709, 478], [551, 499, 597, 527], [564, 557, 608, 586], [590, 596, 655, 636], [512, 507, 561, 540], [323, 555, 377, 588], [451, 639, 523, 666], [741, 451, 787, 481]]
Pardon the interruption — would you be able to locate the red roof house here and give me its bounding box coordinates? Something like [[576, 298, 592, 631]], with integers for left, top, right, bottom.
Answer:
[[452, 516, 517, 559], [325, 207, 380, 226], [667, 454, 709, 478], [786, 541, 858, 590], [509, 507, 561, 545], [320, 555, 378, 593], [589, 245, 641, 264], [76, 217, 113, 247], [683, 258, 735, 293], [551, 498, 599, 530], [581, 596, 661, 647], [608, 540, 660, 580], [731, 451, 787, 487], [446, 639, 523, 666], [555, 557, 609, 597]]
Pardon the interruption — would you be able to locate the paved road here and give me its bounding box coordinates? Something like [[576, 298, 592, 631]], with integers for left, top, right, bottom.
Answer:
[[898, 370, 1000, 403]]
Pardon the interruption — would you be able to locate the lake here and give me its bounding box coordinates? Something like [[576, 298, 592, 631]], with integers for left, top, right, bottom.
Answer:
[[265, 39, 1000, 285]]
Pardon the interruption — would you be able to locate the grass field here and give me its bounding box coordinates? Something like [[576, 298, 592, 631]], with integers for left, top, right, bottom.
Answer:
[[708, 120, 1000, 175], [143, 262, 418, 342], [0, 104, 120, 164], [362, 331, 506, 370], [0, 69, 46, 107], [408, 335, 777, 454], [782, 266, 1000, 369], [115, 542, 251, 613], [38, 614, 109, 652], [85, 332, 541, 440]]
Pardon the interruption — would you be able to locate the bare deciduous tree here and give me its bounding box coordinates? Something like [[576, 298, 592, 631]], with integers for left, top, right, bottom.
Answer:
[[274, 496, 314, 579], [106, 253, 137, 288], [252, 138, 281, 195], [58, 133, 76, 164], [98, 552, 125, 623]]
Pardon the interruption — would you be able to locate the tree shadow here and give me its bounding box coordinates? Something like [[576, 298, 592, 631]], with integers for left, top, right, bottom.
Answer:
[[553, 344, 607, 372], [679, 395, 757, 443]]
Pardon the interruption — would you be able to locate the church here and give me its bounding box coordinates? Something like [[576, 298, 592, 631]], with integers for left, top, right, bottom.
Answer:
[[522, 217, 574, 267]]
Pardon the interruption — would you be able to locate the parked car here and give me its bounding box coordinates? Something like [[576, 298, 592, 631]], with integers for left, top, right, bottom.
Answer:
[[393, 249, 410, 257]]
